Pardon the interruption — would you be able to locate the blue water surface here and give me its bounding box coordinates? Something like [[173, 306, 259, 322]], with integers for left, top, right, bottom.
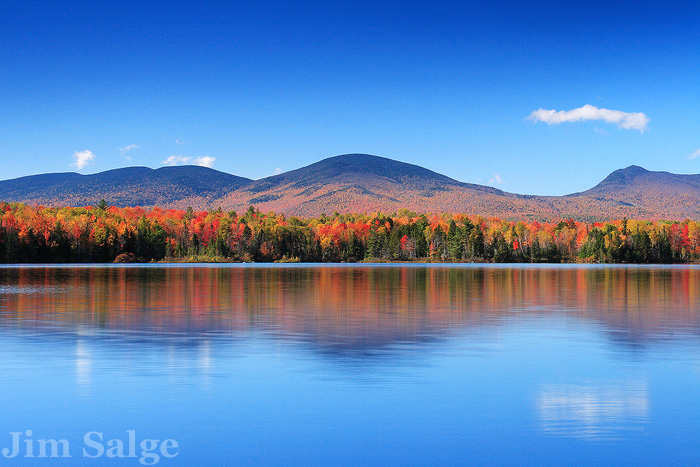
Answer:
[[0, 264, 698, 466]]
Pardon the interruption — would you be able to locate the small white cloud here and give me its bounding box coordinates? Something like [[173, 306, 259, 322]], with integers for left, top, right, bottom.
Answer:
[[163, 155, 190, 165], [175, 138, 184, 145], [488, 173, 503, 185], [689, 149, 700, 160], [273, 167, 283, 175], [72, 149, 95, 170], [119, 144, 139, 162], [162, 155, 215, 168], [193, 156, 215, 168], [119, 144, 139, 154], [528, 104, 649, 132]]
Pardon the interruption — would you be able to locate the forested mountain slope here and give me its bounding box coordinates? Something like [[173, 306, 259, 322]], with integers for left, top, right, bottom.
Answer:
[[1, 155, 697, 220]]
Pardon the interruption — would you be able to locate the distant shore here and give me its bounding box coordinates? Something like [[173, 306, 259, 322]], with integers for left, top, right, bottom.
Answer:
[[150, 257, 698, 265], [1, 203, 698, 265]]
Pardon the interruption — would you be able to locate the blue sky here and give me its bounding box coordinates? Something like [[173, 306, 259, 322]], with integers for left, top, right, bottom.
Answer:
[[1, 1, 699, 195]]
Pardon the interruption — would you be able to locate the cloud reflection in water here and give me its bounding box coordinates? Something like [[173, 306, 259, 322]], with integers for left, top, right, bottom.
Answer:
[[537, 382, 649, 440]]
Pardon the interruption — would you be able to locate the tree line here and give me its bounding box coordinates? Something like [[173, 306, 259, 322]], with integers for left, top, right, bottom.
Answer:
[[0, 202, 697, 263]]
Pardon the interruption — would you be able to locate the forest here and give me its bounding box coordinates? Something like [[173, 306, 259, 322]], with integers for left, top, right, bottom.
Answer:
[[0, 202, 698, 264]]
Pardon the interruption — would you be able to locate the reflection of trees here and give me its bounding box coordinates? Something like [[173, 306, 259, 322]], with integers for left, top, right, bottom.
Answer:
[[0, 266, 697, 354]]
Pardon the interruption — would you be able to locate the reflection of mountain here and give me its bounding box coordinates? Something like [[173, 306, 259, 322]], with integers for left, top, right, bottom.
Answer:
[[0, 266, 698, 357]]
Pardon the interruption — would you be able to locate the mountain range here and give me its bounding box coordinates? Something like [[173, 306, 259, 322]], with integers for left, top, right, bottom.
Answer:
[[1, 154, 698, 220]]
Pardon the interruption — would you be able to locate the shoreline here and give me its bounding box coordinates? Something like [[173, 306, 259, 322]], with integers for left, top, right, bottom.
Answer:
[[0, 260, 697, 267]]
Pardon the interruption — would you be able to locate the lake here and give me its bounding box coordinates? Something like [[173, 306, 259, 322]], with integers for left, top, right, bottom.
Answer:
[[0, 264, 698, 465]]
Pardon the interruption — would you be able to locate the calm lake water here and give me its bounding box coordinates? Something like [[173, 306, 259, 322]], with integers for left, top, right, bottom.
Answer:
[[0, 264, 699, 466]]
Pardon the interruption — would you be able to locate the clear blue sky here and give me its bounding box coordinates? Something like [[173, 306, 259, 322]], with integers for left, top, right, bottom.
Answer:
[[1, 1, 699, 195]]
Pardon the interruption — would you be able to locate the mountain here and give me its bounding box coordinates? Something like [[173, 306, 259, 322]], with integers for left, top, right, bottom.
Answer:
[[579, 165, 700, 196], [240, 153, 502, 193], [215, 154, 510, 216], [0, 155, 698, 220], [567, 165, 700, 219], [0, 166, 252, 208], [215, 155, 699, 219]]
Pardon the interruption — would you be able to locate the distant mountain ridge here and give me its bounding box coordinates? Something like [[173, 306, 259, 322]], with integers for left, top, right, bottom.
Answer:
[[0, 166, 252, 208], [577, 165, 700, 195], [0, 154, 698, 220]]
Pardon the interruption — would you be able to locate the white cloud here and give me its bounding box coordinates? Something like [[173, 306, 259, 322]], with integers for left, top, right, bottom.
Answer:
[[119, 144, 139, 161], [162, 155, 215, 168], [193, 156, 215, 168], [689, 149, 700, 160], [175, 138, 184, 145], [72, 149, 95, 169], [163, 155, 189, 166], [528, 104, 649, 132], [119, 144, 139, 154], [488, 173, 503, 185], [273, 167, 283, 175]]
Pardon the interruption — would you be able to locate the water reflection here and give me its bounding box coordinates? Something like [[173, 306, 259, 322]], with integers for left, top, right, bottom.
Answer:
[[537, 382, 649, 440], [0, 265, 699, 464], [0, 265, 697, 356], [75, 339, 91, 389]]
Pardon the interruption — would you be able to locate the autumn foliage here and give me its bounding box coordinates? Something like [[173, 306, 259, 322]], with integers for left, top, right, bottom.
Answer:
[[0, 202, 698, 263]]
